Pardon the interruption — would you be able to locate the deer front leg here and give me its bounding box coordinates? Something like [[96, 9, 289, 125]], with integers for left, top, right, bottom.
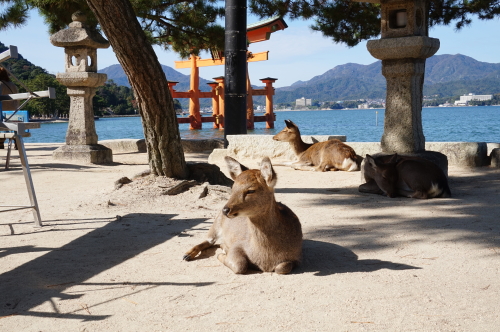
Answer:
[[274, 261, 295, 274], [183, 240, 215, 261], [218, 247, 249, 274], [358, 180, 384, 195]]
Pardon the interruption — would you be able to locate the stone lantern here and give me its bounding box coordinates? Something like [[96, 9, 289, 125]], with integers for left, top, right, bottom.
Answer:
[[50, 11, 112, 164], [358, 0, 440, 154]]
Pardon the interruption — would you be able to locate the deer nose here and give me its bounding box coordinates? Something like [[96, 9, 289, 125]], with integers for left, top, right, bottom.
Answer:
[[222, 207, 230, 216]]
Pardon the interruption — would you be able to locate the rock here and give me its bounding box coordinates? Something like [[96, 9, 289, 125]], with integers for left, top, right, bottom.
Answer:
[[187, 162, 233, 187], [114, 177, 132, 190], [163, 180, 198, 195]]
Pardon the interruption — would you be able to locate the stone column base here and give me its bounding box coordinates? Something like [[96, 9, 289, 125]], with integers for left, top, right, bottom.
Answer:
[[53, 144, 113, 164]]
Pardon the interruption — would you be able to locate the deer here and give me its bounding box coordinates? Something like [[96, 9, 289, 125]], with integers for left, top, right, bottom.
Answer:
[[360, 154, 451, 199], [183, 156, 303, 274], [272, 119, 360, 172]]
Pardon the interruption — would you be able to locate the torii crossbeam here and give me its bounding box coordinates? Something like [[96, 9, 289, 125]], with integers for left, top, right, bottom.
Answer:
[[171, 16, 287, 130]]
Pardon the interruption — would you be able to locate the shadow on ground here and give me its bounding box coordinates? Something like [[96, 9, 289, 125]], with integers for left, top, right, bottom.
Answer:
[[297, 239, 419, 276], [0, 213, 210, 320]]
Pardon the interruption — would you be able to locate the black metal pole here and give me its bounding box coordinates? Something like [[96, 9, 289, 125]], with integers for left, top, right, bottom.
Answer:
[[224, 0, 247, 148]]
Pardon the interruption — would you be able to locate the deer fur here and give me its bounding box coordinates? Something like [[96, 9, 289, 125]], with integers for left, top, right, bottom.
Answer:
[[360, 154, 451, 199], [183, 156, 303, 274], [272, 119, 359, 172]]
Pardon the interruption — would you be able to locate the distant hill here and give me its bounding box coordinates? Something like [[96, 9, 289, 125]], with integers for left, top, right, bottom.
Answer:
[[274, 54, 500, 103], [99, 54, 500, 104], [98, 64, 213, 94]]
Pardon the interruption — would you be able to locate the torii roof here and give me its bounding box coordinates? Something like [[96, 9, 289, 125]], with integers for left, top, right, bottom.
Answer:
[[247, 16, 288, 43]]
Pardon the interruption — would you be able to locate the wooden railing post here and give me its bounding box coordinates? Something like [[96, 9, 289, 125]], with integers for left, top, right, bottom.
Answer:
[[213, 76, 225, 129], [207, 82, 220, 129], [260, 77, 277, 129]]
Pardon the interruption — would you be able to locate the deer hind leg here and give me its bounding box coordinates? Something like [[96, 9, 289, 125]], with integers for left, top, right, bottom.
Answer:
[[218, 247, 249, 274], [410, 190, 429, 199], [183, 240, 215, 261], [291, 161, 316, 171], [323, 164, 339, 172], [274, 261, 295, 274]]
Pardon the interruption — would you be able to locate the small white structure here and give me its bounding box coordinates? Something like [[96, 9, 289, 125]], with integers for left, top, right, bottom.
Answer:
[[295, 97, 311, 107], [454, 93, 493, 106]]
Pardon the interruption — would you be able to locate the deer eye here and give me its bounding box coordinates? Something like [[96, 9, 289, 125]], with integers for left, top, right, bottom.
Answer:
[[246, 189, 256, 194]]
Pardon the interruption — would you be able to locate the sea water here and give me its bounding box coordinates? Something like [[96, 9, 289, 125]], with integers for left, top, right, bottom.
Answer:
[[23, 106, 500, 143]]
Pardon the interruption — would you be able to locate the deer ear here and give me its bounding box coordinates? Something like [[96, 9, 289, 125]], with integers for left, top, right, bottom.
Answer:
[[285, 119, 294, 128], [260, 157, 277, 188], [365, 154, 378, 169], [225, 156, 248, 180]]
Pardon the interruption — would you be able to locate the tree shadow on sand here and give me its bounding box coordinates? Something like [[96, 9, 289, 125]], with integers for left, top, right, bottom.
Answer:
[[296, 239, 420, 276], [0, 213, 214, 321]]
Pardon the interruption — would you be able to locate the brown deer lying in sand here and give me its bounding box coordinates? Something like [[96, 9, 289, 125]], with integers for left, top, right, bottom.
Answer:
[[360, 154, 451, 199], [183, 156, 303, 274], [272, 119, 359, 172]]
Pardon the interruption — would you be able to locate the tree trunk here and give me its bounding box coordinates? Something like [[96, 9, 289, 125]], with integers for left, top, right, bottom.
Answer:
[[86, 0, 188, 178]]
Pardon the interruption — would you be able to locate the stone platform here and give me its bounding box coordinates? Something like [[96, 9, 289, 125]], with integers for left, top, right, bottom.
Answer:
[[96, 136, 500, 168]]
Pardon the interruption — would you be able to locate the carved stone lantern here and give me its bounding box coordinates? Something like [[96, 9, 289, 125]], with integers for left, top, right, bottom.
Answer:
[[357, 0, 440, 154], [50, 11, 112, 164]]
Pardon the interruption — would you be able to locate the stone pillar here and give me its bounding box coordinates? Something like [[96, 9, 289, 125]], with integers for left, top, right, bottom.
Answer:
[[365, 0, 439, 153], [50, 11, 112, 164], [368, 37, 439, 152]]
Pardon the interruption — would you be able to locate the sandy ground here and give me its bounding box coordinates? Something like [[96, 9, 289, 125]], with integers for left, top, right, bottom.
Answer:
[[1, 142, 500, 331]]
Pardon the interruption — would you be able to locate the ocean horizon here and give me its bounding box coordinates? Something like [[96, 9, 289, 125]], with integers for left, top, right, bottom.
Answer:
[[22, 105, 500, 144]]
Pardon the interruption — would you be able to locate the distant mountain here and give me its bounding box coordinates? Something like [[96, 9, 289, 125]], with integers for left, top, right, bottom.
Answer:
[[99, 54, 500, 105], [425, 54, 500, 84], [275, 62, 386, 102], [274, 54, 500, 103], [98, 64, 213, 94]]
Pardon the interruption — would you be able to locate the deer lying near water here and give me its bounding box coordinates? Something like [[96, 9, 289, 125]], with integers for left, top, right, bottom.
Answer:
[[360, 154, 451, 199], [183, 156, 303, 274], [272, 119, 359, 172]]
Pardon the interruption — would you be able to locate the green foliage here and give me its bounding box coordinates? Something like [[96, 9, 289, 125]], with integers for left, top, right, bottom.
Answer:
[[0, 0, 225, 58], [22, 72, 69, 117], [0, 0, 30, 30], [1, 42, 139, 117], [321, 101, 342, 109], [94, 80, 136, 115], [1, 41, 70, 117], [341, 100, 363, 109], [250, 0, 500, 47], [173, 98, 182, 112]]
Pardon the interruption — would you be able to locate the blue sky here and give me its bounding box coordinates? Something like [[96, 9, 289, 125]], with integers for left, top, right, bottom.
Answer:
[[1, 9, 499, 88]]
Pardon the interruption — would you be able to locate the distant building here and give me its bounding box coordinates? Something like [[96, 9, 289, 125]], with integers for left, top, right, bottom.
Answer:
[[295, 97, 311, 107], [454, 93, 493, 106], [358, 103, 369, 109]]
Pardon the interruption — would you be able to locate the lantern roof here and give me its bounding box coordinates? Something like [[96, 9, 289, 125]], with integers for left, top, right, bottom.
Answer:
[[50, 11, 110, 49]]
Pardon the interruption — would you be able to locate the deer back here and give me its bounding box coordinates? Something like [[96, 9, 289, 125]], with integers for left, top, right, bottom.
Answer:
[[364, 154, 451, 198], [300, 139, 358, 168]]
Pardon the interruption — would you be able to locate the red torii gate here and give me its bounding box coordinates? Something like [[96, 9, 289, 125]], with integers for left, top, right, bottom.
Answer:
[[170, 16, 287, 130]]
